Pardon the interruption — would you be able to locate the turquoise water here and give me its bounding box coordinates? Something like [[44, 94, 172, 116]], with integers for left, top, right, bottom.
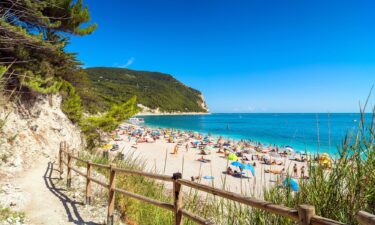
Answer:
[[139, 113, 370, 154]]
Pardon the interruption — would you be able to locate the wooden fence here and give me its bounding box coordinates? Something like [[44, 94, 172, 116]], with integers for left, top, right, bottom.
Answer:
[[58, 142, 375, 225]]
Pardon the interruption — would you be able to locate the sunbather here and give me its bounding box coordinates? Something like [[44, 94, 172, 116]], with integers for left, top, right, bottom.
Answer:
[[226, 167, 234, 175], [191, 176, 201, 181], [197, 156, 211, 163]]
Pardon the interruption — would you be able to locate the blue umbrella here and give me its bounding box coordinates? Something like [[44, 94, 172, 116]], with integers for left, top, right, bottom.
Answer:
[[231, 161, 243, 167], [240, 164, 255, 176], [283, 178, 299, 191], [296, 150, 306, 155], [151, 130, 160, 135]]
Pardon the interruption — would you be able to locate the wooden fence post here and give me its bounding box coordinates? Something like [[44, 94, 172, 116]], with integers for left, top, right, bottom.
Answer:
[[67, 150, 72, 188], [298, 205, 315, 225], [173, 172, 183, 225], [86, 161, 93, 205], [107, 164, 116, 225]]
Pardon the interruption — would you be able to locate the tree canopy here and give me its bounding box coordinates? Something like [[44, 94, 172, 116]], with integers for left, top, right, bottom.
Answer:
[[0, 0, 96, 92], [0, 0, 137, 149]]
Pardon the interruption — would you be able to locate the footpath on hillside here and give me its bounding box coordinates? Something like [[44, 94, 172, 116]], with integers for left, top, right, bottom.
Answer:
[[0, 154, 115, 225]]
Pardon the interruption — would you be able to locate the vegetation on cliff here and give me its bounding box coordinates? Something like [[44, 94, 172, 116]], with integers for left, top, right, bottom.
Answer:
[[82, 67, 208, 113]]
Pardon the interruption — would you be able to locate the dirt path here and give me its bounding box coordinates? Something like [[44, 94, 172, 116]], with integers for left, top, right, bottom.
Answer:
[[17, 156, 68, 224], [4, 155, 105, 225]]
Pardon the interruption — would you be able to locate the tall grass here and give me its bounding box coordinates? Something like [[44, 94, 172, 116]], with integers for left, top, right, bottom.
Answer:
[[76, 107, 374, 225], [261, 106, 375, 224]]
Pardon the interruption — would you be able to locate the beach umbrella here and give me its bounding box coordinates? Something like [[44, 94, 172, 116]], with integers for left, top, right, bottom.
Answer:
[[228, 153, 238, 161], [204, 146, 214, 151], [283, 178, 299, 192], [151, 130, 160, 135], [296, 150, 306, 155], [240, 164, 255, 176], [203, 176, 214, 180], [285, 146, 294, 152], [231, 161, 243, 167], [101, 144, 112, 149]]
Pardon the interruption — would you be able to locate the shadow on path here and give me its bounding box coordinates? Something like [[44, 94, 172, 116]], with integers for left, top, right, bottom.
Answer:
[[43, 161, 102, 225]]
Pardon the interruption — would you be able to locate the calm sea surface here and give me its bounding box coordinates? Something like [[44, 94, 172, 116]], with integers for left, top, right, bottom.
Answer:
[[139, 113, 370, 155]]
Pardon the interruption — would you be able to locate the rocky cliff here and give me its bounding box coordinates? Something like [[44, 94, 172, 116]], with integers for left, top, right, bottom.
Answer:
[[0, 95, 83, 175]]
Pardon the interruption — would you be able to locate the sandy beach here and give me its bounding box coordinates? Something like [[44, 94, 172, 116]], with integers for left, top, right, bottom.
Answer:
[[104, 122, 309, 197]]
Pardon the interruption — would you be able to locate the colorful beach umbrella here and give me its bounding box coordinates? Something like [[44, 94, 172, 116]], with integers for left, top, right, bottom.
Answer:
[[240, 164, 255, 176], [230, 161, 243, 167], [283, 178, 299, 192], [228, 153, 238, 161]]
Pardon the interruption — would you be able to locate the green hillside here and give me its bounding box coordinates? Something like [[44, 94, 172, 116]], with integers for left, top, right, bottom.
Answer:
[[82, 67, 208, 113]]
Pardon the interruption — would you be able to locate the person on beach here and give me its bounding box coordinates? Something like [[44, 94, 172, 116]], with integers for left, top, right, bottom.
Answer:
[[293, 163, 298, 177], [280, 168, 286, 183], [197, 155, 211, 163], [191, 176, 201, 181], [185, 143, 189, 152], [226, 167, 234, 175], [172, 144, 178, 154], [128, 135, 131, 142]]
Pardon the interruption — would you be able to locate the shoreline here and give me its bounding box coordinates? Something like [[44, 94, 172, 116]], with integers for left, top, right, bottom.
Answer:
[[136, 111, 211, 116], [133, 113, 349, 156]]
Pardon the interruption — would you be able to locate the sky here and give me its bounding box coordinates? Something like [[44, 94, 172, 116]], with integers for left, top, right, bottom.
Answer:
[[67, 0, 375, 113]]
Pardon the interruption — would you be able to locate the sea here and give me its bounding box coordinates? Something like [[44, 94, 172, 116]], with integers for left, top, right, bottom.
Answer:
[[138, 113, 371, 155]]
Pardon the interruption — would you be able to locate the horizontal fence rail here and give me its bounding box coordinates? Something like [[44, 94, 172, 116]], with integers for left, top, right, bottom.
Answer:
[[58, 141, 374, 225], [357, 211, 375, 225]]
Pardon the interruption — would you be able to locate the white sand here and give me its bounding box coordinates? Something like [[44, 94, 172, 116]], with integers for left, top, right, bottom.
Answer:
[[110, 128, 307, 197]]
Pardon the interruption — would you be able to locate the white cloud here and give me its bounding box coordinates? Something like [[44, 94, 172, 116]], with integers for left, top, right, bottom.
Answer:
[[118, 57, 135, 68]]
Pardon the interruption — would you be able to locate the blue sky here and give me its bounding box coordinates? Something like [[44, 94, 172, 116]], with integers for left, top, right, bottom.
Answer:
[[67, 0, 375, 113]]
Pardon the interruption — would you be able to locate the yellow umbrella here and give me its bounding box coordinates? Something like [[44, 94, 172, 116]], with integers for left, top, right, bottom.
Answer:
[[228, 153, 238, 161]]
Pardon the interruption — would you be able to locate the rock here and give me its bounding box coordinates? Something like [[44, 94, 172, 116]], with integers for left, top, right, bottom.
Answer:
[[30, 125, 38, 131], [13, 155, 22, 167], [73, 192, 79, 198]]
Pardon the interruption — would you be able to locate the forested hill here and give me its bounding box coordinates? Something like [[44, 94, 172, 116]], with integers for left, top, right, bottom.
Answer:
[[83, 67, 208, 113]]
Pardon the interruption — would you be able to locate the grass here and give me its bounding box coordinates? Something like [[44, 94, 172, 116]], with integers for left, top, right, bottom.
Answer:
[[72, 107, 374, 225], [0, 206, 25, 224]]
